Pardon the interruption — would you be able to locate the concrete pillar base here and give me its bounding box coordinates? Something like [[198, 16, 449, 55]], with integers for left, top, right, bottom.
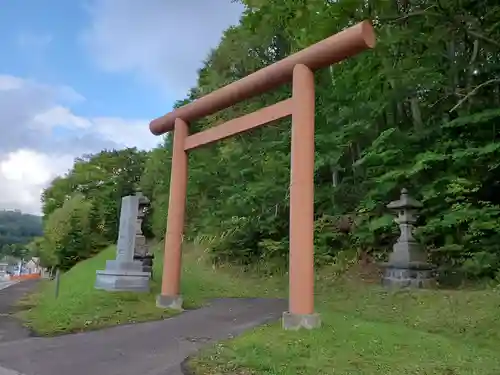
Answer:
[[156, 294, 183, 311], [282, 311, 321, 330]]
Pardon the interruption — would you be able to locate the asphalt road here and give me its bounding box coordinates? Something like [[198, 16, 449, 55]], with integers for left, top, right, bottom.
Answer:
[[0, 280, 39, 346], [0, 282, 286, 375], [0, 282, 16, 291]]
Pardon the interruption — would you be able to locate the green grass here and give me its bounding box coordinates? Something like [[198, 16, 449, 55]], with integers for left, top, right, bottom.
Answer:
[[18, 243, 286, 335], [18, 244, 500, 374], [189, 268, 500, 375]]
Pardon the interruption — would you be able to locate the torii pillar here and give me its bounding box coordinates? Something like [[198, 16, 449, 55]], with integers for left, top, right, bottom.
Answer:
[[150, 21, 376, 330]]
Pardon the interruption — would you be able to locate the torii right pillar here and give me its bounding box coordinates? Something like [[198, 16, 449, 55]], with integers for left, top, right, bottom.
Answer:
[[282, 64, 319, 330]]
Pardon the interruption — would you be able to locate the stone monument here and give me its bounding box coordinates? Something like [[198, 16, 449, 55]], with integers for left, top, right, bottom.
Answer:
[[95, 193, 151, 292], [381, 188, 436, 288]]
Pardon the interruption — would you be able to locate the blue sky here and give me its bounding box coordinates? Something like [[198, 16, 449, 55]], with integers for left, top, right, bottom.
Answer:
[[0, 0, 173, 119], [0, 0, 243, 213]]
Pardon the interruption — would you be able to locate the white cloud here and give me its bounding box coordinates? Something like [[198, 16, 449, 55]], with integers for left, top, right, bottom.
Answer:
[[90, 117, 158, 151], [34, 106, 93, 130], [0, 150, 74, 215], [81, 0, 243, 96], [0, 75, 158, 215], [0, 75, 25, 91]]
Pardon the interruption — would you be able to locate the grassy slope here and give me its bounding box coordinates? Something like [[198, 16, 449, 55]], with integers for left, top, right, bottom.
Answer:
[[19, 245, 500, 374], [18, 243, 285, 335], [189, 269, 500, 375]]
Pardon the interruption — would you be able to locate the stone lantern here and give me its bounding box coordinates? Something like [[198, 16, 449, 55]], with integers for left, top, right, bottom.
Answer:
[[135, 192, 150, 240], [133, 192, 154, 276], [381, 188, 436, 288]]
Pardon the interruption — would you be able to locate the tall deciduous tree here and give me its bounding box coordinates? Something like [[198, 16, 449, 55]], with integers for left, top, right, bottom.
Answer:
[[142, 0, 500, 277], [43, 194, 93, 270], [37, 1, 500, 279], [42, 148, 147, 244]]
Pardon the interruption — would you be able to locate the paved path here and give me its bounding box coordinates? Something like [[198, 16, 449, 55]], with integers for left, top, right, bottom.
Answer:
[[0, 296, 286, 375], [0, 280, 39, 346], [0, 282, 17, 291], [0, 280, 37, 309]]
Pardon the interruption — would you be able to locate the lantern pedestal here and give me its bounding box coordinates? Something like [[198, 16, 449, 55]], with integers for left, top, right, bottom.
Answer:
[[381, 188, 436, 289], [381, 261, 436, 289]]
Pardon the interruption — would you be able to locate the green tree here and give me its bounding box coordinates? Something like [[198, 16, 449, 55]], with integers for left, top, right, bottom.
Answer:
[[43, 194, 94, 270], [42, 148, 148, 245], [34, 0, 500, 279], [141, 0, 500, 278], [140, 138, 172, 239], [26, 236, 53, 268], [0, 210, 42, 258]]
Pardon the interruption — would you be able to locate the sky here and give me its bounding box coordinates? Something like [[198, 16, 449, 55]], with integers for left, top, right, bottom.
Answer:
[[0, 0, 243, 215]]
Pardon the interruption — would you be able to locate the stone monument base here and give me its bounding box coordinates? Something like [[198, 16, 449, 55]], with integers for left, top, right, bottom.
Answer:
[[95, 260, 150, 292], [381, 261, 436, 289]]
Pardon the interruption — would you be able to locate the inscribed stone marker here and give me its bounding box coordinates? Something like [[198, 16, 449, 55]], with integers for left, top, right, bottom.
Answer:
[[95, 194, 150, 292], [116, 195, 139, 262]]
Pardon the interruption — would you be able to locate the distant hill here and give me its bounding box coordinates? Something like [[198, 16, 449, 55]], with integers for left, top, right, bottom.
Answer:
[[0, 210, 43, 257]]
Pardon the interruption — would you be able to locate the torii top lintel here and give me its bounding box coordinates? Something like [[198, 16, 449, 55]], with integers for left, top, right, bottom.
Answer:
[[149, 20, 376, 136]]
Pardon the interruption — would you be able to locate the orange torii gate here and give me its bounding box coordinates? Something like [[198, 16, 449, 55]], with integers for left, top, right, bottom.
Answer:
[[150, 21, 376, 330]]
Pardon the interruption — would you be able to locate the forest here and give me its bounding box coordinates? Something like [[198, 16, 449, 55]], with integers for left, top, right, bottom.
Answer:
[[0, 210, 42, 260], [34, 0, 500, 279]]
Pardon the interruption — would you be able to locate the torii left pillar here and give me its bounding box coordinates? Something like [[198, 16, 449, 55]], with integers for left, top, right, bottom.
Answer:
[[156, 118, 188, 310]]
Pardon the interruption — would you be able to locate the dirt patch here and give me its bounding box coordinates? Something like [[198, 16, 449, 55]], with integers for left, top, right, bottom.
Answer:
[[344, 259, 384, 284]]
